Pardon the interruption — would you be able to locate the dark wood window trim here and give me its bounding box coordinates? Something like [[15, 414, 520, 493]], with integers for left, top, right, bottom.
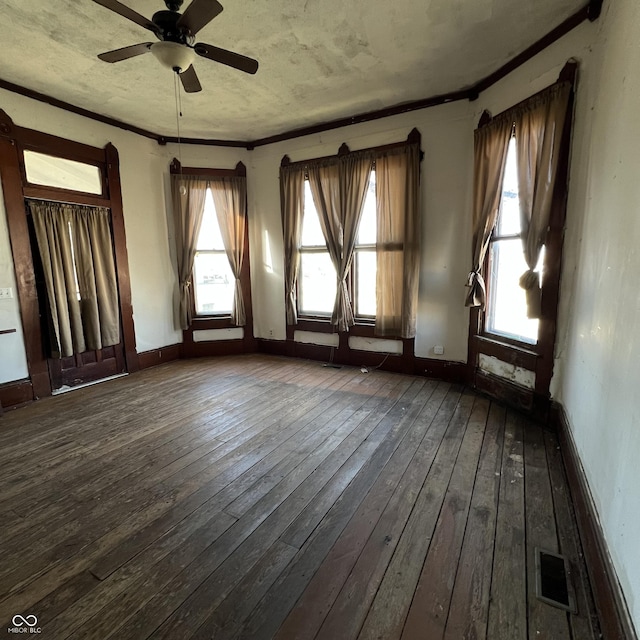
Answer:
[[467, 61, 577, 418], [283, 128, 421, 343], [169, 159, 255, 356], [0, 109, 138, 400]]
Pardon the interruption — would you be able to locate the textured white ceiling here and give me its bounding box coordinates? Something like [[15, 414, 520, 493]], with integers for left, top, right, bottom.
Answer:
[[0, 0, 585, 140]]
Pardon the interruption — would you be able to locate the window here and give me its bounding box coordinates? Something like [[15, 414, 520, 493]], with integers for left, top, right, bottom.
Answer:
[[354, 171, 377, 317], [485, 137, 542, 344], [193, 188, 235, 315], [298, 171, 377, 318], [23, 150, 103, 195]]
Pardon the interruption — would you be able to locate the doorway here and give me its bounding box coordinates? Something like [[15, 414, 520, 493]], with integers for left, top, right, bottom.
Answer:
[[0, 109, 138, 399]]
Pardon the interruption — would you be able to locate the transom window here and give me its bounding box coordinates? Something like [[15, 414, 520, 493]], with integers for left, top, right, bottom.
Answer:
[[23, 150, 103, 195], [193, 188, 235, 316], [298, 171, 377, 318], [486, 137, 542, 344]]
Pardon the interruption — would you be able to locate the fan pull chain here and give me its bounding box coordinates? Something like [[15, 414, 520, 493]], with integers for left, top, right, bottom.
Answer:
[[174, 72, 186, 195]]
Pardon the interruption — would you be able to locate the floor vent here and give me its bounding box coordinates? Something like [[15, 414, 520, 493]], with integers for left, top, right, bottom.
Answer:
[[535, 548, 576, 613]]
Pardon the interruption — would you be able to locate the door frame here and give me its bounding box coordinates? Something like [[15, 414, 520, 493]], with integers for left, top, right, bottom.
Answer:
[[0, 108, 138, 400]]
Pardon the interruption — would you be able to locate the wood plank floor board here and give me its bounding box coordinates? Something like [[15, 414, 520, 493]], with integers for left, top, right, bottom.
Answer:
[[0, 364, 360, 613], [101, 378, 431, 640], [223, 372, 406, 520], [0, 358, 294, 516], [523, 422, 571, 640], [39, 504, 239, 638], [54, 373, 405, 640], [400, 395, 490, 639], [277, 378, 440, 550], [0, 357, 601, 640], [544, 429, 600, 640], [355, 390, 477, 640], [239, 386, 467, 640], [442, 402, 506, 640], [190, 540, 299, 640], [486, 410, 527, 640], [274, 381, 455, 640]]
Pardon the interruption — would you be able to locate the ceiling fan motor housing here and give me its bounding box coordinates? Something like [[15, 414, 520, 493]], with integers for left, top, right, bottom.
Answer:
[[152, 10, 193, 44]]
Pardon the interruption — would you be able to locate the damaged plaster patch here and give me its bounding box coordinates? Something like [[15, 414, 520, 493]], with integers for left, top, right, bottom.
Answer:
[[479, 354, 535, 389]]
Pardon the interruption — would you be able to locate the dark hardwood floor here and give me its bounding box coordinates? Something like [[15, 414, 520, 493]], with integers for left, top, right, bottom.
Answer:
[[0, 355, 600, 639]]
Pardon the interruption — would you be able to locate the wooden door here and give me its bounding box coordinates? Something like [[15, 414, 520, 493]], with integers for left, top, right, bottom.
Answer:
[[48, 343, 126, 390]]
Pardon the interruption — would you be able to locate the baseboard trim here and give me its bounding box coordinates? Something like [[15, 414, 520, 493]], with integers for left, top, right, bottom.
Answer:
[[256, 338, 467, 383], [554, 402, 638, 640], [0, 378, 34, 411], [138, 343, 183, 370]]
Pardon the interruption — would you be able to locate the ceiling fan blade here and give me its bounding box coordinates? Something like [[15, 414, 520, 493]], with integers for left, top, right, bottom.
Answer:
[[92, 0, 158, 33], [180, 65, 202, 93], [177, 0, 223, 35], [98, 42, 153, 63], [194, 42, 258, 74]]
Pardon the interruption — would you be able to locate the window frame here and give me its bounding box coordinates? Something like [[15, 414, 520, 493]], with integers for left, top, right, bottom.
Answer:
[[169, 159, 253, 335], [284, 131, 422, 337], [482, 135, 543, 348], [296, 173, 377, 322], [192, 188, 236, 318], [467, 61, 576, 417]]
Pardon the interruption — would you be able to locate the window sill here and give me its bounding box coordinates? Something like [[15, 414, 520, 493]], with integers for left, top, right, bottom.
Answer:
[[190, 316, 235, 331], [295, 317, 404, 340]]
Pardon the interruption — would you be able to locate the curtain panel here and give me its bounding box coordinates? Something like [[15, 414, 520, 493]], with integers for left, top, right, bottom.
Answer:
[[210, 175, 248, 326], [280, 165, 306, 325], [375, 143, 421, 338], [28, 200, 120, 358], [171, 174, 208, 330], [308, 157, 374, 332], [514, 82, 572, 318], [466, 117, 513, 308]]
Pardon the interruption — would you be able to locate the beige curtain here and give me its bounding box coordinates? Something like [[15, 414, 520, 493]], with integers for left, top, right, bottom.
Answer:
[[210, 176, 248, 326], [515, 82, 571, 318], [171, 174, 208, 330], [307, 160, 342, 315], [333, 153, 372, 330], [28, 200, 119, 358], [375, 143, 421, 338], [280, 165, 305, 325], [466, 117, 513, 308]]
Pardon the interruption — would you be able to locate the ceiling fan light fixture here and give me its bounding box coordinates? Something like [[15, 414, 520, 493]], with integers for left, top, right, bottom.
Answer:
[[151, 41, 195, 72]]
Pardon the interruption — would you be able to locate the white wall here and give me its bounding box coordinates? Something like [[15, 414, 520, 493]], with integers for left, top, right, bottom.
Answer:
[[0, 178, 29, 383], [556, 0, 640, 632], [248, 100, 474, 362]]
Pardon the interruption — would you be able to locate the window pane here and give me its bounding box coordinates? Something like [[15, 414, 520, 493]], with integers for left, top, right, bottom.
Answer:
[[497, 137, 521, 236], [357, 170, 376, 245], [356, 250, 376, 317], [487, 238, 541, 344], [196, 189, 225, 251], [299, 252, 336, 315], [193, 252, 234, 315], [24, 150, 102, 195], [301, 181, 327, 247]]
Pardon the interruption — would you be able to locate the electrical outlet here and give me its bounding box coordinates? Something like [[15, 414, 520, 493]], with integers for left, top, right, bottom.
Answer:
[[434, 345, 444, 355], [268, 328, 274, 337], [0, 287, 13, 300]]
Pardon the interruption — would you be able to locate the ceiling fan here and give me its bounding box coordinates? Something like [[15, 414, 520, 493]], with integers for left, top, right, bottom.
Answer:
[[93, 0, 259, 93]]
